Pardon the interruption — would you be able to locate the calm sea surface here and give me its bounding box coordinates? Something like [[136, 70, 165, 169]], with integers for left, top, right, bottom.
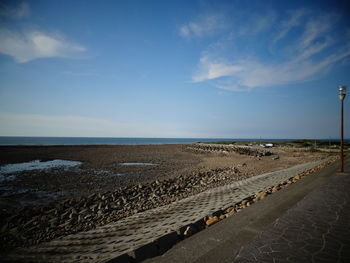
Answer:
[[0, 137, 295, 146]]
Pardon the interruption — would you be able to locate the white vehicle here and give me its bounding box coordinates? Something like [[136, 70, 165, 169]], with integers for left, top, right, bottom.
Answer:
[[260, 143, 274, 148]]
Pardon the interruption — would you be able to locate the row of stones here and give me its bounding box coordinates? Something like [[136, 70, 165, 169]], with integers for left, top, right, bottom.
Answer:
[[0, 163, 252, 252], [187, 143, 273, 157], [104, 156, 338, 263]]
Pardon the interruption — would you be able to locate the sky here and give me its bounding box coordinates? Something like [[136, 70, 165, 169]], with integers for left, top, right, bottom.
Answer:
[[0, 0, 349, 139]]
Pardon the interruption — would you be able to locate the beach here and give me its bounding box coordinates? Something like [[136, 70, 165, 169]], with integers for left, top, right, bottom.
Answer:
[[0, 143, 328, 252]]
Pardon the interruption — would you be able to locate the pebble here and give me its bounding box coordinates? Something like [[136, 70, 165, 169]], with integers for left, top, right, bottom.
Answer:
[[255, 191, 267, 201], [183, 225, 197, 236], [225, 207, 234, 213], [293, 175, 301, 180], [205, 216, 219, 226]]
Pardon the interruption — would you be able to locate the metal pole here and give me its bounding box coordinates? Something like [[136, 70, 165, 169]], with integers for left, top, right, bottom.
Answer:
[[340, 99, 344, 172]]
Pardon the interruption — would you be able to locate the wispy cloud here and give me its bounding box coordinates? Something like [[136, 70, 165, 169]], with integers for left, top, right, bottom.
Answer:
[[192, 10, 350, 91], [238, 10, 277, 36], [273, 9, 308, 43], [179, 14, 225, 38], [299, 13, 339, 49], [0, 28, 86, 63], [192, 55, 243, 82], [0, 2, 86, 63], [0, 2, 30, 19]]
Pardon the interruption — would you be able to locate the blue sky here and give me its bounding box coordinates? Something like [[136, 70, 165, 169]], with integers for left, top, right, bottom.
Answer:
[[0, 0, 349, 139]]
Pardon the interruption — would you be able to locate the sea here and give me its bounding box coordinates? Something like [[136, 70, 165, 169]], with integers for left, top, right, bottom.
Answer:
[[0, 137, 296, 146]]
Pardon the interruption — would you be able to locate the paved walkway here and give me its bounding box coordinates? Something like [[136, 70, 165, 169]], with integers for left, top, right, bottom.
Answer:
[[233, 169, 350, 262], [6, 160, 326, 262], [146, 157, 349, 263]]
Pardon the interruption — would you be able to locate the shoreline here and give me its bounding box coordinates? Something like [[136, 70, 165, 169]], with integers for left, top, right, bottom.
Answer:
[[3, 157, 337, 262], [0, 143, 331, 252]]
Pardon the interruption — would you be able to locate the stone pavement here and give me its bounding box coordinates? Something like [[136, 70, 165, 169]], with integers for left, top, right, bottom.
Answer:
[[233, 168, 350, 262], [5, 159, 327, 263]]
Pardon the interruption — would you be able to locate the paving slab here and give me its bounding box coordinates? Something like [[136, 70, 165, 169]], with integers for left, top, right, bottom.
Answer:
[[233, 163, 350, 262], [146, 157, 348, 263], [5, 159, 327, 263]]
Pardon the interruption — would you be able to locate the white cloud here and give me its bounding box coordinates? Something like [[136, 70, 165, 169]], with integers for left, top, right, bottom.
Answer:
[[192, 11, 350, 90], [0, 2, 30, 19], [179, 15, 225, 38], [239, 47, 350, 88], [273, 9, 308, 43], [0, 28, 86, 63], [194, 45, 350, 90], [192, 55, 243, 82], [299, 13, 338, 49]]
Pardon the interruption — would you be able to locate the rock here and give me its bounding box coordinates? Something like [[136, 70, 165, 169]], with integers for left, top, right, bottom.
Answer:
[[49, 217, 58, 227], [293, 175, 301, 180], [84, 214, 92, 220], [241, 200, 248, 206], [79, 208, 89, 215], [97, 209, 103, 215], [23, 217, 36, 227], [271, 186, 279, 193], [255, 191, 267, 201], [1, 222, 9, 233], [205, 216, 219, 226], [183, 225, 197, 236], [225, 207, 234, 213], [58, 220, 71, 228]]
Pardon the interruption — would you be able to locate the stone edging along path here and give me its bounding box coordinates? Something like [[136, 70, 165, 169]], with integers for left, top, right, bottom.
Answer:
[[5, 156, 337, 263]]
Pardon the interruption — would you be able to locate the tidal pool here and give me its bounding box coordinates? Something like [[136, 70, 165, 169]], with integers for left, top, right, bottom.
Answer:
[[0, 159, 82, 175]]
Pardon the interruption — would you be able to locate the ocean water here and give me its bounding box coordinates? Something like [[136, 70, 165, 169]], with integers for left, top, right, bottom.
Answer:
[[0, 136, 295, 146]]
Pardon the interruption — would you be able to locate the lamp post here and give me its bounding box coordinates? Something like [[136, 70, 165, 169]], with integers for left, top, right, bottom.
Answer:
[[338, 85, 346, 172]]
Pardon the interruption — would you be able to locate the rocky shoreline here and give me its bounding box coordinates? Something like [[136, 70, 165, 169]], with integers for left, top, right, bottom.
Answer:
[[1, 164, 252, 251], [0, 144, 328, 254], [186, 143, 273, 156]]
